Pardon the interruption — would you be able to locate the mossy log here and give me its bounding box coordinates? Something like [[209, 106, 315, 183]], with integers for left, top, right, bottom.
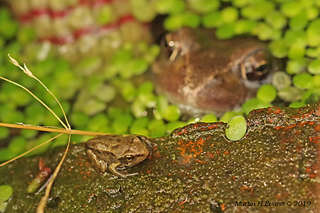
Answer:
[[1, 103, 320, 212]]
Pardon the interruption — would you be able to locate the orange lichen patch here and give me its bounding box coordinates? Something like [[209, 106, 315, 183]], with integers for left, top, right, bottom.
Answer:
[[275, 193, 282, 200], [176, 137, 207, 165], [286, 124, 297, 129], [176, 128, 187, 136], [207, 123, 220, 130], [298, 121, 314, 126], [178, 154, 193, 165], [195, 159, 206, 164], [275, 121, 316, 131], [309, 173, 317, 179], [240, 185, 254, 193], [223, 150, 230, 155], [267, 118, 274, 123], [292, 111, 313, 119], [315, 124, 320, 132], [309, 136, 320, 144], [268, 107, 282, 114], [305, 167, 312, 174], [220, 203, 226, 211], [315, 105, 320, 116], [274, 126, 283, 130], [178, 198, 188, 206], [274, 191, 289, 200], [295, 129, 302, 135], [207, 152, 214, 159]]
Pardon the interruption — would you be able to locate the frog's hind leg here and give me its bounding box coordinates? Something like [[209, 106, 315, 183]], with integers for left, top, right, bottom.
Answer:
[[109, 162, 138, 178]]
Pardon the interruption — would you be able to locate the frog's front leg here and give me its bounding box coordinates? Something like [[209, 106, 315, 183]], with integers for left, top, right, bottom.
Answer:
[[108, 162, 138, 178]]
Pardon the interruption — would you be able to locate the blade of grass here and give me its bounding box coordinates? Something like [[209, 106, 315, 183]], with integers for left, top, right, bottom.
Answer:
[[6, 55, 78, 213], [0, 122, 107, 136], [0, 133, 63, 167], [0, 76, 68, 130], [37, 135, 71, 213]]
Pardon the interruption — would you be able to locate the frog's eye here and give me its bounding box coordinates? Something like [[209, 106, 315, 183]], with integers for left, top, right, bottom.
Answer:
[[241, 62, 269, 81], [162, 37, 181, 62], [125, 155, 135, 162], [241, 48, 271, 81]]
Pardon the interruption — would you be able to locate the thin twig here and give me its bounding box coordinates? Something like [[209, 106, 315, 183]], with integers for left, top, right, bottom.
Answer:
[[0, 76, 68, 130], [22, 63, 71, 129], [0, 133, 63, 167], [37, 135, 71, 213], [0, 122, 107, 136], [5, 55, 84, 213]]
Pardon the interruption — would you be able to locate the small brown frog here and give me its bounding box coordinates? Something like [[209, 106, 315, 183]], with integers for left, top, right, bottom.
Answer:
[[86, 135, 152, 178], [152, 27, 276, 114]]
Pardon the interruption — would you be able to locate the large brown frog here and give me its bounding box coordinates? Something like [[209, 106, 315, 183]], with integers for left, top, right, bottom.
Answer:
[[152, 27, 276, 114]]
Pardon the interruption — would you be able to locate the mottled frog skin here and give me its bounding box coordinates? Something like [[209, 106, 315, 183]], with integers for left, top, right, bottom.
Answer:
[[153, 27, 276, 114]]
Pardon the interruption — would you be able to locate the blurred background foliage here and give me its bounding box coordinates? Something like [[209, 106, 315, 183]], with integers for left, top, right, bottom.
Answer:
[[0, 0, 320, 161]]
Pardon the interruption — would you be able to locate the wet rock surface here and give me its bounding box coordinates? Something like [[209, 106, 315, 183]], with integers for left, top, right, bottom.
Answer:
[[1, 104, 320, 212]]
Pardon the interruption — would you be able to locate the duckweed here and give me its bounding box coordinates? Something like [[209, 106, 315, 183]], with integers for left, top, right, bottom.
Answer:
[[20, 129, 37, 139], [308, 59, 320, 74], [0, 185, 13, 203], [257, 84, 277, 103], [216, 23, 236, 39], [164, 12, 200, 30], [161, 105, 181, 122], [289, 11, 308, 31], [130, 117, 149, 135], [71, 112, 90, 129], [202, 11, 223, 28], [25, 134, 53, 157], [8, 136, 26, 155], [269, 39, 288, 58], [87, 114, 109, 132], [220, 111, 242, 123], [289, 101, 306, 108], [0, 148, 15, 162], [166, 121, 186, 133], [131, 0, 156, 22], [0, 128, 9, 140], [272, 72, 291, 90], [307, 19, 320, 46], [278, 87, 303, 102], [221, 7, 238, 23], [293, 73, 314, 89], [265, 11, 287, 29], [148, 119, 166, 138], [280, 1, 303, 18], [313, 75, 320, 87], [119, 81, 137, 102], [234, 19, 257, 34], [188, 0, 220, 13], [112, 112, 133, 134], [154, 0, 185, 14], [286, 58, 306, 74], [225, 115, 247, 141], [242, 98, 270, 115], [201, 114, 218, 123]]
